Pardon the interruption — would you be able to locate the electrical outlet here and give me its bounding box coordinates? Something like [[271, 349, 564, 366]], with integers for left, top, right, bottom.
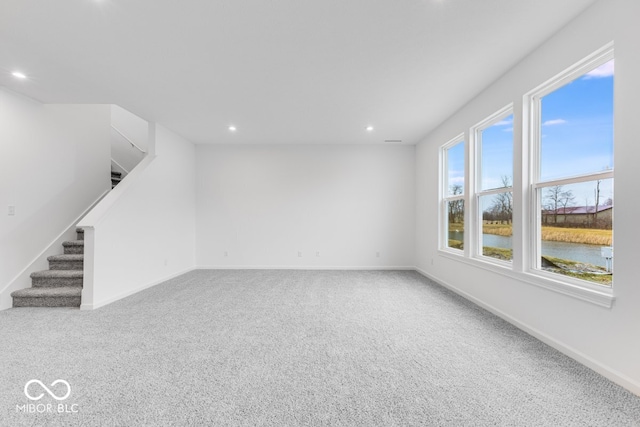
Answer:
[[224, 251, 228, 257], [8, 205, 15, 216], [298, 251, 302, 257], [376, 251, 380, 258], [316, 251, 320, 257]]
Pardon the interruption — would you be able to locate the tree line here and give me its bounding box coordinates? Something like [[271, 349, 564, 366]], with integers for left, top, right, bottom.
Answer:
[[474, 176, 612, 228]]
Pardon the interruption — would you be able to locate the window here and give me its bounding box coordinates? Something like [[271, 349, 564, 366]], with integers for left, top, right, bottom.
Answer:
[[473, 107, 514, 263], [529, 48, 614, 287], [438, 45, 614, 301], [441, 135, 465, 252]]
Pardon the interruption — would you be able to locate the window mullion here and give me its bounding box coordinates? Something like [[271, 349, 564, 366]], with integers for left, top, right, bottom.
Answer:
[[534, 170, 614, 189]]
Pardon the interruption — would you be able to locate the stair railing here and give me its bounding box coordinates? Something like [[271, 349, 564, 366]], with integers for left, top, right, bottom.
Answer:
[[111, 124, 146, 154]]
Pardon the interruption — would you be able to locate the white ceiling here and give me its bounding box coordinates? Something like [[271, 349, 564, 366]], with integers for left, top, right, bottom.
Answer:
[[0, 0, 598, 145]]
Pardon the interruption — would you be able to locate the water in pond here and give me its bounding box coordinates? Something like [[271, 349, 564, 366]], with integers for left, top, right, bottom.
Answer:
[[449, 232, 609, 268]]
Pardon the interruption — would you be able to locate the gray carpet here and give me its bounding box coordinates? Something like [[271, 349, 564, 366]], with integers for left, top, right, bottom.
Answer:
[[1, 270, 639, 426]]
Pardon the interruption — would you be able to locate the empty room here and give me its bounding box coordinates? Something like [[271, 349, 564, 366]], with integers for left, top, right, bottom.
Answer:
[[1, 0, 640, 425]]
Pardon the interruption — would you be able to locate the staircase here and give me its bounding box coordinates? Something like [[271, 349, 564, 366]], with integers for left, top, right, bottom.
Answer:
[[11, 228, 85, 307], [111, 170, 122, 188], [11, 170, 124, 308]]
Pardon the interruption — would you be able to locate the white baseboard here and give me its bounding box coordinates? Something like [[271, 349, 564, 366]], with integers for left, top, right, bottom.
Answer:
[[81, 265, 413, 310], [80, 266, 196, 310], [196, 265, 416, 270], [413, 267, 640, 398]]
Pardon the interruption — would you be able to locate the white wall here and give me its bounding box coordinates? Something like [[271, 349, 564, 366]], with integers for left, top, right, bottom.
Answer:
[[78, 124, 196, 309], [110, 105, 148, 152], [0, 89, 110, 310], [110, 105, 147, 173], [416, 0, 640, 394], [196, 144, 415, 269]]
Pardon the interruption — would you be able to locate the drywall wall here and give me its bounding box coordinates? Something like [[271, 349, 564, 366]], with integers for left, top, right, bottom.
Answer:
[[196, 144, 415, 269], [0, 89, 110, 310], [110, 105, 147, 173], [415, 0, 640, 394], [78, 124, 196, 309], [111, 105, 148, 152]]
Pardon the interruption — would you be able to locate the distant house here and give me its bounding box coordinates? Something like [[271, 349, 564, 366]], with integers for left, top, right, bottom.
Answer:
[[542, 204, 613, 227]]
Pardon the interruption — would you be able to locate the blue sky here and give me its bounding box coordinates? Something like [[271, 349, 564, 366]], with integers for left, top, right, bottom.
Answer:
[[448, 60, 614, 207], [540, 59, 614, 205], [446, 142, 465, 195], [540, 59, 614, 182], [481, 114, 513, 190]]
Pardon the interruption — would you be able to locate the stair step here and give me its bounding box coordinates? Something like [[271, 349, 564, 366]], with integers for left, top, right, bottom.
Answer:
[[111, 176, 121, 189], [11, 287, 81, 307], [48, 254, 83, 270], [62, 240, 84, 254], [76, 228, 84, 240], [111, 170, 122, 178], [30, 270, 83, 288]]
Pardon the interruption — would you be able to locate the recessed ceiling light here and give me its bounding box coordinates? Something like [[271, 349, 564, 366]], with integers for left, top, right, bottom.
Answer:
[[228, 125, 237, 132], [12, 71, 27, 79], [365, 126, 374, 132]]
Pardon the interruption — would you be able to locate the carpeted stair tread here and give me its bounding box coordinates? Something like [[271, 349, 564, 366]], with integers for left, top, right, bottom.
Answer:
[[11, 286, 82, 307], [12, 286, 81, 298], [63, 240, 84, 254], [48, 254, 84, 262], [47, 254, 83, 270], [31, 270, 84, 279], [30, 269, 83, 288], [111, 171, 122, 177]]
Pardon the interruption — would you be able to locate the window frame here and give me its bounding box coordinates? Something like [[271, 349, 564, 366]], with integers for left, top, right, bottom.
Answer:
[[526, 43, 614, 289], [471, 104, 514, 267], [440, 134, 466, 254], [436, 44, 616, 308]]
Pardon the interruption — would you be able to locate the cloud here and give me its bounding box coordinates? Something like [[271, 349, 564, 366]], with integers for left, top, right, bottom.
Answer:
[[448, 176, 465, 186], [502, 127, 513, 133], [542, 119, 567, 126], [492, 118, 513, 127], [583, 61, 614, 79]]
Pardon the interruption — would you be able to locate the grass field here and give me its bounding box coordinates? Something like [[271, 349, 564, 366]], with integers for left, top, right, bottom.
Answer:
[[482, 223, 512, 237], [445, 242, 612, 286], [540, 255, 612, 285], [482, 246, 512, 261], [447, 222, 613, 285], [481, 224, 611, 246]]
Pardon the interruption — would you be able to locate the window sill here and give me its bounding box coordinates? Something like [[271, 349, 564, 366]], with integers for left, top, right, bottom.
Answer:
[[437, 249, 615, 308]]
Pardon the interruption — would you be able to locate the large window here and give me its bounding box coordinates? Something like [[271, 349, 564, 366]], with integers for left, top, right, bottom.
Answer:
[[530, 49, 614, 287], [438, 44, 615, 298], [441, 135, 465, 252], [473, 107, 514, 263]]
